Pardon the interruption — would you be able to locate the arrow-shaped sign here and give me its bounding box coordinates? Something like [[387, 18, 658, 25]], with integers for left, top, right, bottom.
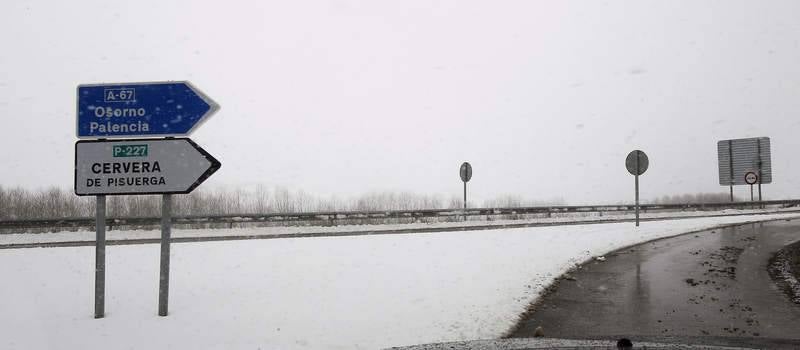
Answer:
[[76, 81, 219, 138], [75, 138, 221, 195]]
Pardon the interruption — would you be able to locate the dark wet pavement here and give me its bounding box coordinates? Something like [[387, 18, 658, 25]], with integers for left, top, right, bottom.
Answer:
[[511, 220, 800, 341]]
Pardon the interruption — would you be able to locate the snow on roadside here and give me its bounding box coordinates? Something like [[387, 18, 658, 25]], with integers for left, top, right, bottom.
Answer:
[[0, 213, 797, 350]]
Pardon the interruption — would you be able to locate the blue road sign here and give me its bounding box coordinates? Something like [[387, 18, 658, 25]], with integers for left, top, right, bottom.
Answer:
[[77, 81, 219, 138]]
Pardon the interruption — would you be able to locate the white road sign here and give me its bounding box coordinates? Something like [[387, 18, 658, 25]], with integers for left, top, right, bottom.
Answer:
[[75, 138, 220, 195]]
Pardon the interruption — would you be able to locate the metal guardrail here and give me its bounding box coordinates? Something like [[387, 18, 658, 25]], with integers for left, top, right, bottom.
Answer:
[[2, 199, 799, 231]]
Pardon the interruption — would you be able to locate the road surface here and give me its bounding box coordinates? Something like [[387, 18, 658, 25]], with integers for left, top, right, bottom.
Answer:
[[511, 220, 800, 347]]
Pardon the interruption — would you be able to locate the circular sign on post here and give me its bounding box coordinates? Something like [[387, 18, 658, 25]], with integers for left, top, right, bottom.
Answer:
[[744, 172, 758, 185], [625, 150, 649, 176], [460, 162, 473, 182]]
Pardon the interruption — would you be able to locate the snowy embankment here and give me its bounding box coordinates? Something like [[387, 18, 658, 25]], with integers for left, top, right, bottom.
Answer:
[[0, 213, 797, 349]]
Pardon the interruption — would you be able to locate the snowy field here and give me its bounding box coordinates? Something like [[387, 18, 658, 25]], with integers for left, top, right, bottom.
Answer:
[[1, 213, 797, 349]]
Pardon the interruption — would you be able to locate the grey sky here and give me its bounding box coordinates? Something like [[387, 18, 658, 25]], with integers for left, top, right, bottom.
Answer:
[[1, 0, 799, 204]]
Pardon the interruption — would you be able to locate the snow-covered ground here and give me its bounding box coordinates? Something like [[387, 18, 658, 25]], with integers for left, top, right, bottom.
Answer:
[[1, 213, 797, 349], [2, 208, 796, 246]]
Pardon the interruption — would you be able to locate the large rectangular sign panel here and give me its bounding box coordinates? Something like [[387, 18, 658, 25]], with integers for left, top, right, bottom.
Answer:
[[75, 138, 221, 195], [77, 81, 219, 138], [717, 137, 772, 185]]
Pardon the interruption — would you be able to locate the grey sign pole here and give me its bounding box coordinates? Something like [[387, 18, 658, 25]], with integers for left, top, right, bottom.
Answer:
[[757, 139, 763, 207], [626, 150, 649, 227], [94, 195, 106, 318], [728, 140, 734, 202], [463, 181, 467, 210], [158, 194, 172, 316], [462, 181, 467, 222], [635, 164, 640, 227], [744, 172, 758, 210]]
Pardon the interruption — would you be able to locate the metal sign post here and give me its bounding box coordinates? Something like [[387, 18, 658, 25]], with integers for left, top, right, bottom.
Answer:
[[76, 81, 220, 318], [635, 173, 640, 224], [625, 150, 649, 227], [728, 140, 734, 202], [459, 162, 472, 221], [158, 194, 172, 316], [94, 195, 106, 318], [757, 140, 763, 208], [745, 172, 758, 210], [75, 138, 219, 317]]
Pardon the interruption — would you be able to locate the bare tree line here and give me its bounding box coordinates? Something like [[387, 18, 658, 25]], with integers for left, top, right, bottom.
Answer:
[[0, 186, 93, 219], [652, 192, 740, 205], [0, 185, 566, 220], [0, 184, 739, 221]]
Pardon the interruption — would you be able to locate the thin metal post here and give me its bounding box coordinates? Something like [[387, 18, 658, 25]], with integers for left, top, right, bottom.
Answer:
[[728, 140, 734, 202], [758, 183, 762, 209], [463, 181, 467, 222], [750, 184, 754, 209], [635, 174, 640, 227], [635, 153, 640, 227], [94, 195, 106, 319], [757, 139, 763, 208], [158, 194, 172, 317]]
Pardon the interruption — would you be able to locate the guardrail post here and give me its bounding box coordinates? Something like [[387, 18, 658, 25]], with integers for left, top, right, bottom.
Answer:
[[8, 199, 800, 232]]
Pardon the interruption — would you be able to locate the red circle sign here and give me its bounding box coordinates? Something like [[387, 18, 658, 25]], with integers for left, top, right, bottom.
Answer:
[[744, 172, 758, 185]]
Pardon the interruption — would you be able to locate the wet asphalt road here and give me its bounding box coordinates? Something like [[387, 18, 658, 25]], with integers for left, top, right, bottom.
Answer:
[[511, 220, 800, 344]]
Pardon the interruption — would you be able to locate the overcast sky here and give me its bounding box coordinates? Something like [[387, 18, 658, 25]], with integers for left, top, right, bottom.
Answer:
[[1, 0, 799, 204]]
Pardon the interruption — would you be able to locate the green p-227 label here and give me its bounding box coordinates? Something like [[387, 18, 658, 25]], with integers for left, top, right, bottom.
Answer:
[[112, 144, 148, 157]]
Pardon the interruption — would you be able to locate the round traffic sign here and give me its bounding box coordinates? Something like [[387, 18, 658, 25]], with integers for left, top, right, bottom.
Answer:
[[460, 162, 473, 182], [744, 172, 758, 185], [625, 150, 649, 176]]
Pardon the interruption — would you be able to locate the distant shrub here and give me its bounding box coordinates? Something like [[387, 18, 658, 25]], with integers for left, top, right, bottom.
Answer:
[[653, 192, 741, 205]]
